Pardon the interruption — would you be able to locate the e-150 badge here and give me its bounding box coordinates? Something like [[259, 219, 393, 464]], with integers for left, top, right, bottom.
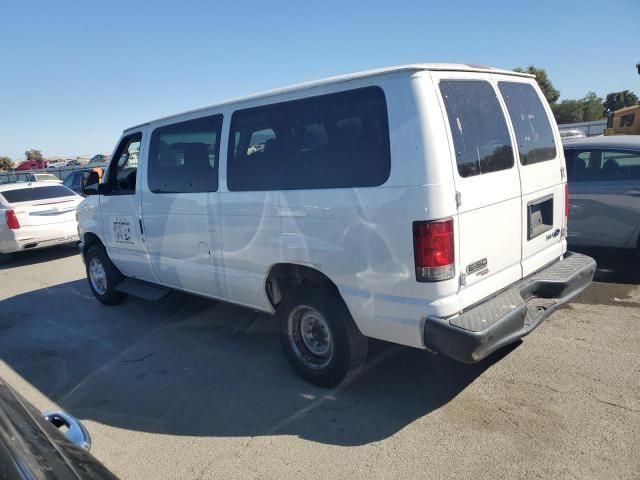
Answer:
[[466, 258, 488, 275]]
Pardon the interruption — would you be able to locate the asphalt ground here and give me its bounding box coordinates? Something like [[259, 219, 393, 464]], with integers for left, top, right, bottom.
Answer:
[[0, 246, 638, 479]]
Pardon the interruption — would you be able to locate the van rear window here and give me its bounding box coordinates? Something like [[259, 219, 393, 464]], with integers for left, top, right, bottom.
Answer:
[[440, 80, 514, 178], [498, 82, 557, 165], [0, 185, 75, 204], [227, 87, 390, 191]]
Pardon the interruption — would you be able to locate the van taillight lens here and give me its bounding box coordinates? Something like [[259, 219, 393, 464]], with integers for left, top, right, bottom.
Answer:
[[413, 219, 455, 282], [5, 210, 20, 230]]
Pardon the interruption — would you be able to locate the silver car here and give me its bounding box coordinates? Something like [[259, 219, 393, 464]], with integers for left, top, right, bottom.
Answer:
[[564, 135, 640, 251]]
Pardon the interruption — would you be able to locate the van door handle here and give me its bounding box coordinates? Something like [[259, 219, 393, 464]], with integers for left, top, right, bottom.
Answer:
[[138, 218, 144, 235], [625, 190, 640, 197]]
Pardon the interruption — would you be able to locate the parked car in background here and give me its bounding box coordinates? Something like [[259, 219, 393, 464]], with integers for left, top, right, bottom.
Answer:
[[0, 182, 81, 263], [564, 135, 640, 252], [28, 172, 63, 183], [0, 376, 116, 479], [78, 63, 595, 387], [560, 129, 587, 141], [47, 159, 67, 169], [63, 167, 103, 194], [16, 159, 48, 170], [87, 154, 109, 167]]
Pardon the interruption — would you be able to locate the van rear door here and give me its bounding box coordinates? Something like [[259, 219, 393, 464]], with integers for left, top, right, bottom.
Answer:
[[494, 77, 565, 276], [433, 71, 523, 308]]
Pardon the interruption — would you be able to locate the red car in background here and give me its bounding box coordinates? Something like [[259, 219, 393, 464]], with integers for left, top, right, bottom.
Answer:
[[16, 159, 48, 170]]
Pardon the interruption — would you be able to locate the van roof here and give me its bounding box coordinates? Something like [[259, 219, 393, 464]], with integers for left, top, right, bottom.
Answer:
[[125, 63, 533, 131]]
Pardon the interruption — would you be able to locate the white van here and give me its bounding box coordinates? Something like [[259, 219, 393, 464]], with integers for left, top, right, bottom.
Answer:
[[77, 64, 596, 387]]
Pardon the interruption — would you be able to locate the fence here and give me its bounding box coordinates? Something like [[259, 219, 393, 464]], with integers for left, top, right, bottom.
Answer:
[[558, 119, 607, 137], [0, 165, 98, 184]]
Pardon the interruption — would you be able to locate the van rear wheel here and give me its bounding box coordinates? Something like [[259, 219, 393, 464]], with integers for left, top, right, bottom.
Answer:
[[85, 244, 126, 305], [278, 285, 368, 388]]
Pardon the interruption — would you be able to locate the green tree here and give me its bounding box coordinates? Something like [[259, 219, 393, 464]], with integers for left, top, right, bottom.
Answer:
[[25, 149, 44, 161], [514, 66, 560, 104], [581, 91, 604, 121], [0, 156, 14, 171], [603, 90, 639, 114], [552, 100, 584, 124]]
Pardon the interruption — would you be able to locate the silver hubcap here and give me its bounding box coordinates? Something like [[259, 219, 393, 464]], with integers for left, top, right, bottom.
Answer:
[[288, 305, 333, 369], [89, 257, 107, 295]]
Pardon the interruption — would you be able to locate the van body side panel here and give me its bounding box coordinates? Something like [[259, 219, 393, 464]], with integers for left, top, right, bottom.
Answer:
[[217, 185, 457, 347], [141, 191, 227, 297], [217, 75, 459, 348]]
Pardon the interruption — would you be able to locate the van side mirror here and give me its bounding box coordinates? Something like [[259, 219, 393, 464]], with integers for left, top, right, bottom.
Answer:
[[81, 171, 101, 196]]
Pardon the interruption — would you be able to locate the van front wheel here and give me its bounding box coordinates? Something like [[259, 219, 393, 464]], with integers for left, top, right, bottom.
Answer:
[[278, 285, 368, 388], [85, 245, 126, 305]]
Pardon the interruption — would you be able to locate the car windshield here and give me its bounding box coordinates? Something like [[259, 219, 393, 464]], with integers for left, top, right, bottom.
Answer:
[[0, 185, 76, 203]]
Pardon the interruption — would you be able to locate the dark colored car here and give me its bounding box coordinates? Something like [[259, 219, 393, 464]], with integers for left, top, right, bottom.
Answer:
[[63, 169, 102, 195], [0, 376, 117, 479], [564, 135, 640, 251]]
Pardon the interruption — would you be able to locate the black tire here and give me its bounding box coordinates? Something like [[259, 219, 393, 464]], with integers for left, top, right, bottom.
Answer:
[[84, 244, 126, 305], [278, 284, 368, 388]]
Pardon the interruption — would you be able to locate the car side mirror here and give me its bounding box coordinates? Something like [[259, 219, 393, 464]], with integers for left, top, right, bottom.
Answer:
[[81, 171, 101, 196]]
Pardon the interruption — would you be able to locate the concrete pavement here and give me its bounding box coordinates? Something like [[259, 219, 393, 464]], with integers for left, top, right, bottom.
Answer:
[[0, 246, 638, 479]]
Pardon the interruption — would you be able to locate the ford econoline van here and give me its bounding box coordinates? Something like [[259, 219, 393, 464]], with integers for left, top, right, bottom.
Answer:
[[77, 64, 596, 387]]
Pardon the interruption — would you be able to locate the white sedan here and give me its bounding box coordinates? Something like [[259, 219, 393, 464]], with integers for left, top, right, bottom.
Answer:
[[0, 182, 82, 263], [28, 173, 63, 183]]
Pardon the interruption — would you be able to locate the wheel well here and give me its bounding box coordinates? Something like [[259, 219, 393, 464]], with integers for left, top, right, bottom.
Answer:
[[82, 232, 103, 257], [265, 263, 339, 308]]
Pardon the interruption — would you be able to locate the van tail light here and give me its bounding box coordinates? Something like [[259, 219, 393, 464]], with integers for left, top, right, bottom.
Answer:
[[5, 210, 20, 230], [413, 218, 455, 282]]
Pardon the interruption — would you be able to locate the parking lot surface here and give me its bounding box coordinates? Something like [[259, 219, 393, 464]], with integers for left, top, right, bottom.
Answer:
[[1, 247, 639, 479]]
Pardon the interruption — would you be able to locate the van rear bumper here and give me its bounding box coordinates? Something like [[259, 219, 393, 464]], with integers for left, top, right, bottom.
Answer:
[[423, 252, 596, 364]]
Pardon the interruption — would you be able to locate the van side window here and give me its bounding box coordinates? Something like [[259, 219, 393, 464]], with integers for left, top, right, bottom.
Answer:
[[498, 82, 557, 165], [227, 86, 390, 191], [108, 133, 142, 194], [439, 80, 514, 178], [148, 114, 222, 193]]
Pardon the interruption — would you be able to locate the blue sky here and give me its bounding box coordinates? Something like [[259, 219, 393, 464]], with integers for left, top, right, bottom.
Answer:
[[1, 0, 638, 160]]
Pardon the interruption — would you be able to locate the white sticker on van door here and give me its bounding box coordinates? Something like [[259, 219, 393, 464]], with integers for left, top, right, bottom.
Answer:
[[111, 216, 136, 245]]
